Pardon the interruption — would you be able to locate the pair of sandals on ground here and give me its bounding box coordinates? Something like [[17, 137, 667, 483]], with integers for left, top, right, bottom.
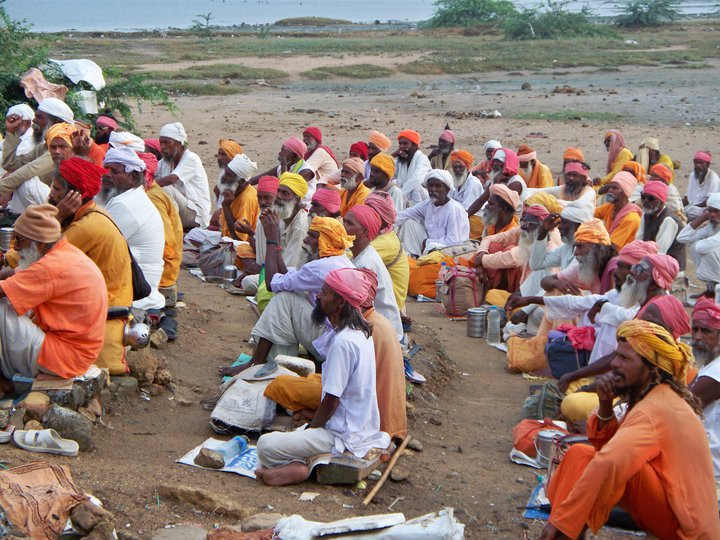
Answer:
[[1, 425, 78, 456]]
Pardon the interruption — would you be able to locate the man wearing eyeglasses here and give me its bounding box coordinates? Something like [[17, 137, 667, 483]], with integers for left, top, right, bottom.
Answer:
[[635, 180, 686, 271]]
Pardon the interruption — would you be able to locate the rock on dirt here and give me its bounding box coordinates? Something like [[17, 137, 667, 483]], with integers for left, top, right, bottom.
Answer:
[[151, 525, 206, 540], [126, 349, 167, 385], [42, 404, 94, 451], [20, 392, 50, 420], [408, 438, 424, 452], [109, 376, 139, 401], [157, 485, 250, 519], [242, 512, 285, 532]]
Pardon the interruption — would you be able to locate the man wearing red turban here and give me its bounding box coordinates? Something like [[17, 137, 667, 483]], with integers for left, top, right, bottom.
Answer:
[[302, 126, 339, 186], [46, 157, 133, 375], [428, 128, 455, 172], [637, 181, 686, 270], [684, 150, 720, 221]]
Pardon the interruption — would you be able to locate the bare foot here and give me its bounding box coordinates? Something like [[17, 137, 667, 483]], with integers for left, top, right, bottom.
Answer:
[[256, 462, 311, 486], [218, 362, 254, 376]]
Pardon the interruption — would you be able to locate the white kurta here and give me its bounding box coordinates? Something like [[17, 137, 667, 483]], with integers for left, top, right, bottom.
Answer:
[[102, 186, 166, 310], [529, 237, 575, 272], [450, 174, 484, 215], [685, 169, 720, 220], [393, 150, 431, 208], [396, 198, 470, 256], [678, 223, 720, 283], [371, 184, 405, 214], [698, 359, 720, 481], [157, 149, 211, 227], [5, 129, 49, 214], [352, 244, 403, 341]]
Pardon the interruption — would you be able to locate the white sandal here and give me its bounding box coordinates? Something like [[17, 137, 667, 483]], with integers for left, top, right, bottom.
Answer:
[[13, 429, 79, 456]]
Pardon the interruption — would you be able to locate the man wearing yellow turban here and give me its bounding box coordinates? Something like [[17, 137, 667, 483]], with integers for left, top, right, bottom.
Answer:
[[279, 171, 309, 200], [219, 216, 354, 379], [366, 153, 403, 213], [542, 320, 720, 540]]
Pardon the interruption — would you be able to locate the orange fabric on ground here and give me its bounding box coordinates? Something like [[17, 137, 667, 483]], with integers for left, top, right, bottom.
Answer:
[[521, 161, 554, 189], [408, 256, 455, 299], [340, 182, 371, 217], [594, 203, 641, 250], [146, 184, 184, 287], [63, 202, 132, 374], [469, 215, 484, 239], [220, 185, 260, 241], [366, 308, 407, 440], [263, 373, 322, 411], [0, 238, 108, 378], [548, 385, 720, 539]]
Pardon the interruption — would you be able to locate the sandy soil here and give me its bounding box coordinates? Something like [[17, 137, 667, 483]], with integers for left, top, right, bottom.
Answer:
[[5, 57, 717, 538]]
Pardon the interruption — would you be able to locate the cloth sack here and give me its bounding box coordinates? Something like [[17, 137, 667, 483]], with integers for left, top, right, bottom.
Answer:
[[441, 265, 483, 317], [545, 332, 590, 379], [522, 381, 564, 420], [512, 418, 569, 458], [198, 236, 235, 279]]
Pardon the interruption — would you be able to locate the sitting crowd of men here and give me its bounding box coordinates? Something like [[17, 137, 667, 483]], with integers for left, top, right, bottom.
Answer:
[[2, 95, 720, 535]]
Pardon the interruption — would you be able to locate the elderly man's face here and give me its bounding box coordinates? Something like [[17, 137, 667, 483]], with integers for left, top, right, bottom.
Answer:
[[217, 149, 231, 169], [309, 201, 330, 218], [520, 214, 539, 233], [342, 211, 364, 239], [692, 321, 720, 366], [573, 242, 593, 258], [94, 123, 113, 145], [640, 192, 662, 215], [605, 182, 624, 203], [303, 230, 320, 255], [275, 185, 298, 219], [708, 208, 720, 226], [694, 159, 710, 177], [397, 137, 415, 159], [426, 178, 449, 205], [104, 163, 136, 193], [491, 158, 504, 173], [564, 171, 586, 191], [614, 261, 632, 290], [33, 110, 51, 135], [302, 133, 318, 151], [159, 136, 182, 160], [559, 218, 578, 244], [257, 191, 276, 210], [452, 161, 467, 177], [437, 138, 453, 154], [49, 138, 73, 164], [340, 165, 360, 190]]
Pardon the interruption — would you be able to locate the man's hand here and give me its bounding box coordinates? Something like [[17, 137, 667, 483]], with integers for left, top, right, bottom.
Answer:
[[4, 115, 23, 135], [682, 196, 689, 207], [234, 218, 254, 236], [539, 522, 570, 539], [557, 372, 574, 394], [592, 176, 602, 186], [587, 299, 607, 324], [554, 279, 582, 296], [595, 373, 617, 406], [261, 211, 281, 243], [72, 130, 92, 157], [597, 184, 610, 195], [55, 190, 83, 222], [539, 214, 561, 240], [505, 295, 531, 312], [510, 309, 529, 325]]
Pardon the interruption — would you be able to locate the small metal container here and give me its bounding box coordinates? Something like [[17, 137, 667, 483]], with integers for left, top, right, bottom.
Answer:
[[534, 429, 566, 468], [435, 279, 444, 303], [223, 264, 237, 285], [0, 227, 13, 251], [467, 307, 487, 338]]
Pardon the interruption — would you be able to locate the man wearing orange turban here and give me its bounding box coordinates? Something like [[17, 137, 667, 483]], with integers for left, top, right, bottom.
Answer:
[[394, 129, 431, 208], [448, 149, 484, 238], [595, 171, 642, 249], [517, 144, 553, 189], [220, 217, 355, 380], [542, 320, 720, 540]]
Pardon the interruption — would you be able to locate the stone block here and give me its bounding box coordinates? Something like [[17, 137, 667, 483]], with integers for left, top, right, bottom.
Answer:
[[42, 404, 93, 451], [315, 454, 380, 485], [20, 392, 50, 421]]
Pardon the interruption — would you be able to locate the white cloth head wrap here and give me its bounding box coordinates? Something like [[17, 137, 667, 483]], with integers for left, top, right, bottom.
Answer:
[[561, 203, 594, 224], [7, 104, 34, 121], [422, 169, 453, 191], [109, 131, 145, 151], [103, 146, 146, 173], [492, 149, 507, 163], [226, 154, 258, 180], [708, 193, 720, 211], [160, 122, 187, 144], [484, 140, 502, 152], [37, 98, 74, 124]]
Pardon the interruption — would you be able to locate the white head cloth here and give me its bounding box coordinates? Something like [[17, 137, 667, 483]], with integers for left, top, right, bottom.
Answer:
[[38, 97, 74, 124], [484, 140, 502, 152], [561, 203, 595, 224], [103, 146, 146, 173], [226, 153, 258, 180], [160, 122, 187, 144], [109, 131, 145, 151], [7, 104, 34, 121], [422, 169, 453, 191]]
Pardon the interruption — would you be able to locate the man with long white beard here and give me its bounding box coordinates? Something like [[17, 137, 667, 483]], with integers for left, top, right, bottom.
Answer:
[[635, 180, 685, 270], [474, 205, 560, 309], [395, 169, 469, 256], [678, 192, 720, 294], [0, 204, 107, 396], [447, 149, 484, 239], [99, 147, 166, 312], [338, 157, 369, 217], [690, 298, 720, 489]]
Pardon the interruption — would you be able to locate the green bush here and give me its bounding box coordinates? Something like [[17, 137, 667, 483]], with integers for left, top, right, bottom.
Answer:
[[423, 0, 518, 28], [615, 0, 680, 27], [503, 1, 615, 40]]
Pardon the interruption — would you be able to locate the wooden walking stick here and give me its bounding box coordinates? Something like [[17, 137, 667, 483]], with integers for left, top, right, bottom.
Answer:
[[362, 435, 412, 506]]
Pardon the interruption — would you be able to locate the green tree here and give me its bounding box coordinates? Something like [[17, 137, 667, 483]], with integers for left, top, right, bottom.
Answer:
[[424, 0, 518, 28], [615, 0, 680, 27], [503, 1, 615, 40]]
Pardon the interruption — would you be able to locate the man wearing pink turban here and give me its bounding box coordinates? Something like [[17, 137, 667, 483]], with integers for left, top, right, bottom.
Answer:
[[344, 205, 403, 341], [466, 148, 526, 223], [637, 181, 686, 270], [684, 150, 720, 221], [691, 297, 720, 485], [250, 135, 316, 204], [595, 171, 642, 250], [255, 267, 390, 487], [309, 186, 341, 218]]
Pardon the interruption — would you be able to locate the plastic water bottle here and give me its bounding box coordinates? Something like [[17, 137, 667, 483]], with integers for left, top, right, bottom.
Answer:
[[436, 262, 447, 302], [486, 307, 502, 344]]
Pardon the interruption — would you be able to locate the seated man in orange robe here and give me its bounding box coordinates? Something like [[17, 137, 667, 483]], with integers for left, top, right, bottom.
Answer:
[[540, 320, 720, 539], [595, 171, 641, 250]]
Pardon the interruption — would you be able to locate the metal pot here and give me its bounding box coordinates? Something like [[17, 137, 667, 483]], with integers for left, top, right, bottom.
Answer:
[[534, 429, 566, 468], [123, 318, 150, 350], [0, 227, 13, 251], [467, 307, 487, 338]]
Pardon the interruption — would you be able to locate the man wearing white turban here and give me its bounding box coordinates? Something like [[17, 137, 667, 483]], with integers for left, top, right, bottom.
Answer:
[[678, 193, 720, 290], [100, 147, 166, 311], [109, 131, 145, 152], [155, 122, 211, 229], [0, 104, 50, 215], [395, 169, 469, 256]]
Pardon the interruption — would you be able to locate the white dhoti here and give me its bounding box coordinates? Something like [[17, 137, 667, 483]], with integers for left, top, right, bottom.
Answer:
[[256, 427, 336, 468], [251, 291, 326, 360], [241, 274, 260, 295], [163, 184, 199, 229], [0, 298, 46, 379], [397, 219, 427, 257], [692, 245, 720, 285]]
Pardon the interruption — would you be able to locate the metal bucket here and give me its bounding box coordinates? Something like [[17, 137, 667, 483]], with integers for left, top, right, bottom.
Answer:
[[0, 227, 13, 251], [467, 307, 487, 338], [546, 434, 591, 488], [223, 264, 237, 286], [534, 429, 566, 468]]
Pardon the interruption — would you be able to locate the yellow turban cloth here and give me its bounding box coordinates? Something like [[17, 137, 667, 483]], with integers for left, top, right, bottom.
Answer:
[[46, 122, 75, 148], [370, 152, 396, 179], [218, 139, 244, 158], [574, 218, 611, 246], [309, 217, 354, 257], [279, 172, 309, 199], [525, 192, 563, 215], [617, 320, 693, 382]]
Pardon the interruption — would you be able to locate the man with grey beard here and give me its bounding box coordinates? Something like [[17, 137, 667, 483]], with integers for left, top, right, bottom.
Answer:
[[529, 204, 594, 275], [338, 157, 370, 217], [522, 162, 596, 218], [678, 193, 720, 295], [690, 298, 720, 487]]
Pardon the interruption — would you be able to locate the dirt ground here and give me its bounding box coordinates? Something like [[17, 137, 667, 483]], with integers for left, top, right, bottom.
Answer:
[[5, 51, 718, 538]]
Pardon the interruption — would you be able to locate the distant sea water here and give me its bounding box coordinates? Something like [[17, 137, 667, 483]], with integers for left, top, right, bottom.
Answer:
[[5, 0, 718, 32]]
